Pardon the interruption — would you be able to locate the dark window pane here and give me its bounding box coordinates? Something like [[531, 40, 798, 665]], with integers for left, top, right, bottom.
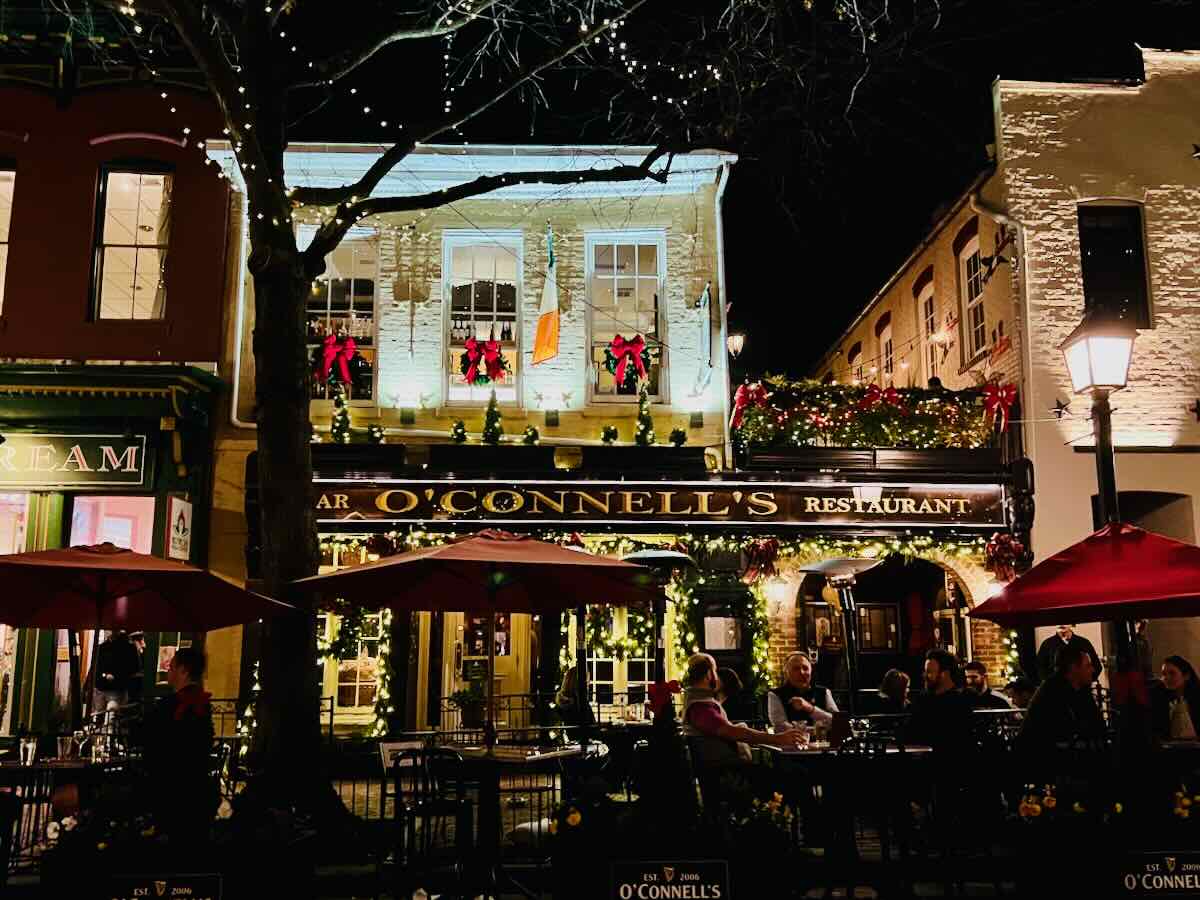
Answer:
[[1078, 205, 1150, 328], [596, 660, 614, 681], [337, 685, 357, 707], [595, 684, 614, 705], [627, 661, 647, 682]]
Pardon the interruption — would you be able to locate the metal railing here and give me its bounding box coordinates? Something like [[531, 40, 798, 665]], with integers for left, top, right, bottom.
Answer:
[[436, 690, 653, 731]]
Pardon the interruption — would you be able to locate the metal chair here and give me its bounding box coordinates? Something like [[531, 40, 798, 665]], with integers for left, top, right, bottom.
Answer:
[[391, 747, 474, 898], [0, 790, 20, 886]]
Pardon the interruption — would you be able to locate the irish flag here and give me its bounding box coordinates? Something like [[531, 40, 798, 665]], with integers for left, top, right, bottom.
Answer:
[[532, 224, 559, 365]]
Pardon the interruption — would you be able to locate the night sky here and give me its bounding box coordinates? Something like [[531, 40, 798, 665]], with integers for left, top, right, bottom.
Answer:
[[721, 0, 1200, 378]]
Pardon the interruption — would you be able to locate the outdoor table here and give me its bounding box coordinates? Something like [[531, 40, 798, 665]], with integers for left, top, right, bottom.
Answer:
[[449, 742, 608, 898]]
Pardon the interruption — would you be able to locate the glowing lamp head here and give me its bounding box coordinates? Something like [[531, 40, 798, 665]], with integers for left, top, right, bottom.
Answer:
[[1059, 311, 1137, 394], [726, 333, 746, 359]]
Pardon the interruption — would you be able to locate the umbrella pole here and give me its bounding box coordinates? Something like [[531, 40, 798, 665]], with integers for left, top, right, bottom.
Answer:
[[836, 581, 859, 715], [575, 604, 587, 756], [485, 608, 497, 750]]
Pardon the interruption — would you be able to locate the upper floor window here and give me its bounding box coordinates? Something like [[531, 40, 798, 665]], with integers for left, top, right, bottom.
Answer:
[[443, 231, 521, 405], [0, 164, 12, 314], [920, 283, 938, 380], [959, 237, 986, 360], [304, 227, 377, 401], [1077, 203, 1151, 328], [846, 341, 863, 383], [92, 167, 173, 320], [587, 230, 666, 401], [874, 312, 893, 383]]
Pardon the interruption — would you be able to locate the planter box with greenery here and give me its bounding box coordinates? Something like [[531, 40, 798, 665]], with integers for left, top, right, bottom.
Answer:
[[426, 442, 558, 475], [580, 445, 708, 477], [449, 682, 486, 728]]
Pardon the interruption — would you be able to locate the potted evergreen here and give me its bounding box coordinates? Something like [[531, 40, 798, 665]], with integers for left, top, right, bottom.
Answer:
[[448, 682, 486, 729]]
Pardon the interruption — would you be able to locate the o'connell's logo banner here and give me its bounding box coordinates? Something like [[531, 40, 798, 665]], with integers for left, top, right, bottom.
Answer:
[[314, 480, 1006, 528]]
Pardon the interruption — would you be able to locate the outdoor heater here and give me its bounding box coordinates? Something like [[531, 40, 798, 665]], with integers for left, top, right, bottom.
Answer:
[[621, 549, 698, 683], [799, 556, 883, 714]]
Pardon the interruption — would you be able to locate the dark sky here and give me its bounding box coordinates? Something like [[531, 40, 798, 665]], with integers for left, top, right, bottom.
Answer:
[[721, 0, 1200, 378]]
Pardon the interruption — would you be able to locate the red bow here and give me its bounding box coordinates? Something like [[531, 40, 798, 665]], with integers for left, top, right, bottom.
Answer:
[[174, 684, 212, 721], [317, 334, 356, 384], [983, 382, 1018, 432], [882, 387, 904, 408], [610, 334, 647, 387], [730, 382, 769, 430], [858, 384, 883, 410], [742, 538, 780, 583], [464, 337, 504, 385], [647, 680, 681, 716]]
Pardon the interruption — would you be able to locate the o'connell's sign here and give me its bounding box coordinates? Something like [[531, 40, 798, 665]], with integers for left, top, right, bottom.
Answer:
[[0, 434, 150, 489], [314, 480, 1006, 528]]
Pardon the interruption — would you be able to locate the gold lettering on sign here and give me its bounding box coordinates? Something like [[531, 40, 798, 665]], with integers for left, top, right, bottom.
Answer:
[[528, 490, 566, 514], [882, 498, 900, 514], [899, 498, 918, 514], [694, 492, 731, 516], [620, 491, 654, 514], [953, 499, 970, 514], [746, 492, 779, 516], [804, 498, 821, 513], [374, 490, 419, 514], [482, 490, 525, 514], [821, 498, 838, 513], [657, 492, 694, 515], [918, 499, 934, 514], [441, 489, 478, 514], [933, 499, 952, 514], [573, 491, 611, 515]]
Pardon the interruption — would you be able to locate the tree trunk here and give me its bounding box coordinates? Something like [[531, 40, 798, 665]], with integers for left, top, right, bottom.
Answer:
[[248, 252, 346, 820]]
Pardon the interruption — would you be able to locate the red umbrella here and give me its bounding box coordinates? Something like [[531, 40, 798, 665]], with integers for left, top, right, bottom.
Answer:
[[293, 529, 656, 613], [969, 522, 1200, 628], [294, 530, 656, 743], [0, 542, 293, 630]]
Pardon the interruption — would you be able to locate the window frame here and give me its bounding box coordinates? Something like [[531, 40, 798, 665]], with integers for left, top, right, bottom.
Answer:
[[879, 324, 894, 383], [958, 236, 987, 363], [584, 229, 669, 405], [301, 224, 380, 405], [0, 159, 14, 316], [1076, 200, 1153, 329], [920, 282, 938, 382], [441, 229, 524, 407], [90, 160, 175, 322]]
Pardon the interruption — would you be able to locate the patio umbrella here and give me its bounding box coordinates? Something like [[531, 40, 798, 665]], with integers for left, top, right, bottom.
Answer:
[[968, 522, 1200, 628], [0, 542, 293, 727], [293, 529, 657, 744]]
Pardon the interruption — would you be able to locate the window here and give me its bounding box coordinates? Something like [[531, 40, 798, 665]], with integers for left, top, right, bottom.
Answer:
[[305, 228, 377, 401], [921, 284, 939, 380], [960, 238, 986, 359], [465, 613, 512, 658], [880, 326, 894, 381], [857, 604, 899, 651], [571, 607, 653, 719], [0, 164, 13, 314], [443, 232, 522, 404], [336, 613, 381, 709], [92, 167, 173, 320], [587, 231, 666, 401], [1077, 204, 1151, 328], [846, 341, 863, 384]]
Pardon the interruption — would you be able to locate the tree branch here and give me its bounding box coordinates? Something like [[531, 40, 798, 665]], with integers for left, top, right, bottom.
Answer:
[[302, 144, 676, 270], [289, 0, 507, 89], [289, 0, 651, 209]]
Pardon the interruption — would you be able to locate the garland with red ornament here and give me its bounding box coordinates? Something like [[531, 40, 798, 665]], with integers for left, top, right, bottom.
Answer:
[[985, 532, 1024, 583]]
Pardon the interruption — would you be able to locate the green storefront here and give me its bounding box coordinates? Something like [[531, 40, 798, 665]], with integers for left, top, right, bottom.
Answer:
[[0, 364, 221, 739]]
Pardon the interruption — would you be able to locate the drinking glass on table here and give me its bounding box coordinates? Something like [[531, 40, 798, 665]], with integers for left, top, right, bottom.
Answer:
[[57, 736, 73, 760], [19, 737, 37, 766]]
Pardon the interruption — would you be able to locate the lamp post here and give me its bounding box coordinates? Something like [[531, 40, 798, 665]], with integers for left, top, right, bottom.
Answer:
[[1059, 309, 1137, 660]]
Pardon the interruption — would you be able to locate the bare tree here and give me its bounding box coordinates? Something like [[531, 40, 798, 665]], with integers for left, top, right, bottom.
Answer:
[[34, 0, 951, 818]]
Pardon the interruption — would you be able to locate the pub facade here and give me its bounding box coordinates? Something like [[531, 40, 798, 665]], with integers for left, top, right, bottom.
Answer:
[[206, 142, 1032, 734]]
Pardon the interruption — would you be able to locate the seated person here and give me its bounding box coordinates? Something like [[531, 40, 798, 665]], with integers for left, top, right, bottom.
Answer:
[[1005, 676, 1035, 710], [555, 665, 596, 729], [141, 648, 218, 845], [1018, 643, 1107, 767], [767, 652, 838, 732], [964, 661, 1013, 710], [716, 666, 756, 723], [874, 668, 911, 714], [683, 652, 804, 771], [905, 649, 974, 755], [1152, 655, 1200, 741]]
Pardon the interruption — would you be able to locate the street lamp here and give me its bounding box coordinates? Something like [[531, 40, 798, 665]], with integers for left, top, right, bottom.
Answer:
[[726, 333, 745, 360], [1060, 309, 1138, 670], [1059, 311, 1137, 524]]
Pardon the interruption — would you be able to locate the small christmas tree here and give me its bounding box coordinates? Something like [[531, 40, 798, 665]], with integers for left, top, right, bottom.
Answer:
[[367, 424, 385, 444], [600, 425, 619, 445], [482, 390, 504, 445], [450, 419, 468, 443], [522, 425, 540, 445], [330, 385, 351, 444], [669, 427, 687, 447], [634, 385, 656, 446]]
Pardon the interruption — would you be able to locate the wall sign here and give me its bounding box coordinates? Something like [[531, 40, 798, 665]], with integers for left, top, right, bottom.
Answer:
[[314, 479, 1006, 529], [0, 433, 149, 489], [166, 496, 193, 561], [611, 860, 729, 899]]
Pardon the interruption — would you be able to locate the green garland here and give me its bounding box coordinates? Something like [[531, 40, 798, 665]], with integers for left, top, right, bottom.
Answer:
[[669, 570, 772, 695], [370, 609, 394, 737], [735, 375, 996, 451], [317, 600, 368, 660], [582, 603, 654, 660]]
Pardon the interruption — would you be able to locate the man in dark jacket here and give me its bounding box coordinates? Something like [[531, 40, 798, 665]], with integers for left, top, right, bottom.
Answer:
[[142, 647, 217, 845], [905, 649, 974, 755], [1019, 643, 1107, 773], [1036, 625, 1102, 684]]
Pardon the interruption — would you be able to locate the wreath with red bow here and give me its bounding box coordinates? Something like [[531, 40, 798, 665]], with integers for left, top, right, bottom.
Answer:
[[985, 531, 1024, 583], [459, 337, 511, 386], [604, 334, 651, 390]]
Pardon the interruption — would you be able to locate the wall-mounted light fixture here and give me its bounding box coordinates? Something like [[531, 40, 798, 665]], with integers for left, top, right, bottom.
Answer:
[[726, 333, 745, 359]]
